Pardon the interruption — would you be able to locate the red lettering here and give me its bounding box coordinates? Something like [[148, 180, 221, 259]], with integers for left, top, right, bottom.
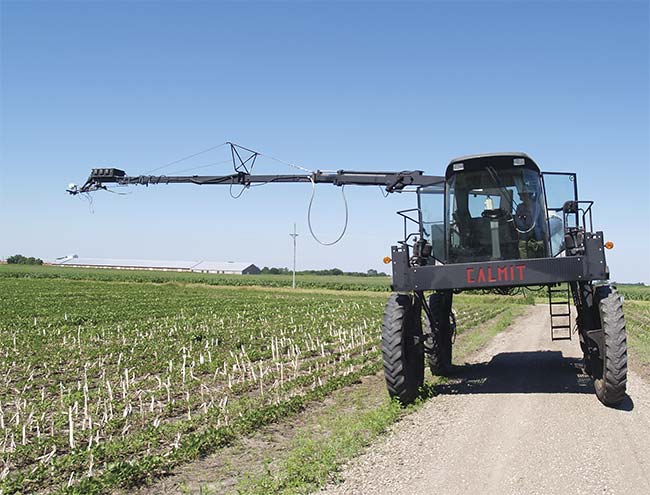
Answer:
[[516, 264, 525, 280], [468, 265, 525, 284]]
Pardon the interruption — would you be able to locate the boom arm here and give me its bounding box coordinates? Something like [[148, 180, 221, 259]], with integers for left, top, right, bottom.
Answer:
[[68, 168, 445, 195]]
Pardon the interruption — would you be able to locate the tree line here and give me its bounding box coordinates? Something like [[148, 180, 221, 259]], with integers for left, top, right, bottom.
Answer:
[[5, 254, 43, 265], [260, 267, 388, 277]]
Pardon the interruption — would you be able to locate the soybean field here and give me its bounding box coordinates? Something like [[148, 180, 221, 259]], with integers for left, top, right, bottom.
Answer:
[[0, 267, 526, 493], [0, 265, 392, 292]]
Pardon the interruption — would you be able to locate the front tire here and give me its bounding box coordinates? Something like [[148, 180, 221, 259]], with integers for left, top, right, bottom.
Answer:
[[425, 291, 454, 376], [593, 285, 628, 406], [382, 293, 424, 405]]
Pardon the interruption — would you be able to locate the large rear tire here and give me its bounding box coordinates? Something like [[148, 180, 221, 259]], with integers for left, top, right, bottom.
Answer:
[[593, 285, 627, 406], [382, 293, 424, 405], [425, 291, 454, 376]]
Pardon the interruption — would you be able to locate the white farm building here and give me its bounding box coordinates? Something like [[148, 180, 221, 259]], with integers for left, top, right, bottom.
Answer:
[[191, 261, 261, 275], [54, 256, 260, 275]]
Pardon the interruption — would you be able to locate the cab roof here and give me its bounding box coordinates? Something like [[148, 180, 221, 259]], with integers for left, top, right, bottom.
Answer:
[[445, 153, 540, 179]]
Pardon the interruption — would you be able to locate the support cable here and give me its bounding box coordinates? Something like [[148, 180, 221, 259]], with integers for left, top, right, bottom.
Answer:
[[166, 159, 232, 175], [307, 177, 348, 246], [260, 151, 314, 174], [144, 143, 228, 174]]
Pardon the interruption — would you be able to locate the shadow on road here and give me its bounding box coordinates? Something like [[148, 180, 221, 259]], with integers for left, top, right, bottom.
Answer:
[[422, 351, 634, 410], [435, 351, 595, 396]]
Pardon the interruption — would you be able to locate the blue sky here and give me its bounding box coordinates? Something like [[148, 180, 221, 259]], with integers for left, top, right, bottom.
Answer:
[[1, 1, 648, 282]]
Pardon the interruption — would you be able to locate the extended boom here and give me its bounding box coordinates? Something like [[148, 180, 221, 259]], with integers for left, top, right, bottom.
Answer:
[[67, 168, 445, 195]]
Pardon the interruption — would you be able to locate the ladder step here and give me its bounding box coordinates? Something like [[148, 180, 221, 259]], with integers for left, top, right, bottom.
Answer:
[[548, 284, 572, 341]]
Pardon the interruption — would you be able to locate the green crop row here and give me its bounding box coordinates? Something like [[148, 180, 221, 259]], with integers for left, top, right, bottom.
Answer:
[[617, 284, 650, 301]]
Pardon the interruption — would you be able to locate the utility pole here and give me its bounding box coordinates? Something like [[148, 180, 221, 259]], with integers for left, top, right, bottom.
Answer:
[[290, 223, 298, 289]]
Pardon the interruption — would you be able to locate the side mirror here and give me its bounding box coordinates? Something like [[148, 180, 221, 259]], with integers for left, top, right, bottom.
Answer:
[[562, 200, 578, 214]]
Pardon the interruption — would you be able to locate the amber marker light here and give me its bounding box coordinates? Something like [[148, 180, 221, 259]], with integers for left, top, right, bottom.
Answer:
[[383, 256, 392, 264], [604, 241, 614, 250]]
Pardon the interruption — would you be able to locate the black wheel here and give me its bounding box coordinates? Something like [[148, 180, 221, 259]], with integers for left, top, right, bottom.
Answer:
[[382, 293, 424, 405], [424, 291, 454, 376], [593, 285, 628, 406]]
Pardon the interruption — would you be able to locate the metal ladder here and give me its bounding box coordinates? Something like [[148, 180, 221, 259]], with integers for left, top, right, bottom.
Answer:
[[548, 284, 572, 341]]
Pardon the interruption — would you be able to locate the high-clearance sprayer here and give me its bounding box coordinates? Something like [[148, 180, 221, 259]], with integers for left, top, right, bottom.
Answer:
[[69, 142, 627, 407]]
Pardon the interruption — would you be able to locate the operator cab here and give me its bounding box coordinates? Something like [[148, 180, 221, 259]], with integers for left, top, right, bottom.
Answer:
[[420, 153, 552, 264]]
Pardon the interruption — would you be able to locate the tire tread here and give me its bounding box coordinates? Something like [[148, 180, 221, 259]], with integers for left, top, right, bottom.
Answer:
[[594, 285, 627, 406], [382, 293, 423, 404]]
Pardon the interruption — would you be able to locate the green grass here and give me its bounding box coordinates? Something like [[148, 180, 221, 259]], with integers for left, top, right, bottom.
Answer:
[[626, 300, 650, 367], [236, 400, 403, 495], [452, 305, 522, 358]]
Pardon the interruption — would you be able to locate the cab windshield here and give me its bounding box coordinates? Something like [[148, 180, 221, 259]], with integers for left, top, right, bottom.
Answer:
[[420, 166, 551, 263], [447, 167, 549, 262]]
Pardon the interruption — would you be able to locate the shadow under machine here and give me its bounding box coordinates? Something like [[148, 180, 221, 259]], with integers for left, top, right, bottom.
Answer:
[[70, 146, 627, 407]]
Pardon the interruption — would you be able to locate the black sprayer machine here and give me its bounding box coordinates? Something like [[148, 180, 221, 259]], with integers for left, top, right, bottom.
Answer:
[[69, 144, 626, 407]]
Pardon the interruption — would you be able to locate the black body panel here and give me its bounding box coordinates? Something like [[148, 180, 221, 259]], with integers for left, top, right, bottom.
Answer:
[[391, 233, 607, 292]]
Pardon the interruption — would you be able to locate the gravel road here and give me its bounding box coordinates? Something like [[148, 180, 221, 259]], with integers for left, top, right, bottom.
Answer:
[[322, 305, 650, 495]]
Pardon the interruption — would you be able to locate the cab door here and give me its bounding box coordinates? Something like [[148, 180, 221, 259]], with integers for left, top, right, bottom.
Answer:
[[541, 172, 578, 256], [417, 184, 446, 262]]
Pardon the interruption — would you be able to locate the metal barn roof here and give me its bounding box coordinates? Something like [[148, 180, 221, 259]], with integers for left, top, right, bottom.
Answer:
[[192, 261, 257, 272], [54, 257, 258, 272], [56, 258, 198, 269]]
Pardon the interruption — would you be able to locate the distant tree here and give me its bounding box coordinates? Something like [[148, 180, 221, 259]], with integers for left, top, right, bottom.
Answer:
[[261, 266, 389, 277], [7, 254, 43, 265], [261, 266, 290, 275]]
